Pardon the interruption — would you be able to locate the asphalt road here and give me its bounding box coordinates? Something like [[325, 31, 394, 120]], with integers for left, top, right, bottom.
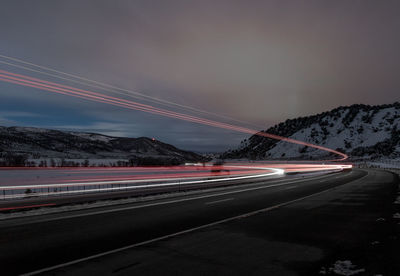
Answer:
[[0, 169, 398, 275]]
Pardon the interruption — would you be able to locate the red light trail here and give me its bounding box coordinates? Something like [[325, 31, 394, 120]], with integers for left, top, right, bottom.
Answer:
[[0, 69, 348, 160], [0, 203, 56, 212], [0, 54, 263, 129]]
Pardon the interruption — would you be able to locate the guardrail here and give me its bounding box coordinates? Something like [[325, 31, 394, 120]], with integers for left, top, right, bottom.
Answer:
[[0, 167, 284, 200]]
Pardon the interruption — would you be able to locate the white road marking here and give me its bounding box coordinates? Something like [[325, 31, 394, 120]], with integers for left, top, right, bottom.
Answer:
[[283, 185, 298, 190], [21, 171, 365, 276], [205, 198, 234, 205]]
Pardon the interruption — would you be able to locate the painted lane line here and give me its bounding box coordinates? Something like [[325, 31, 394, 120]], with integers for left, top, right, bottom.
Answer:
[[22, 172, 367, 276], [10, 178, 307, 224], [283, 186, 298, 190], [205, 198, 234, 205], [0, 172, 346, 222]]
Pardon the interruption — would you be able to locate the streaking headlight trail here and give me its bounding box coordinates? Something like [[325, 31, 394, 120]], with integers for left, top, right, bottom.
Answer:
[[0, 163, 352, 200]]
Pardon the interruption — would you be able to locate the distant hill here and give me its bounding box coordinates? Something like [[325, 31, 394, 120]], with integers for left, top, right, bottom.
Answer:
[[221, 102, 400, 161], [0, 126, 205, 165]]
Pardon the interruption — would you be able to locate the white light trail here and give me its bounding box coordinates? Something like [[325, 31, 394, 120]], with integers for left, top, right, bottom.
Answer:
[[1, 166, 284, 199]]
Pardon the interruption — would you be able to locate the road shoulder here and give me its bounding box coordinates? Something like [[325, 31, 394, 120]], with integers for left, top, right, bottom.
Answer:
[[42, 169, 400, 276]]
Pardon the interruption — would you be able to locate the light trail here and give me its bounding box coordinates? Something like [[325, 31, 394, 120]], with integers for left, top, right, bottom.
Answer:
[[0, 71, 259, 132], [0, 169, 267, 188], [0, 54, 263, 129], [0, 163, 352, 200], [1, 166, 284, 200], [0, 69, 348, 160]]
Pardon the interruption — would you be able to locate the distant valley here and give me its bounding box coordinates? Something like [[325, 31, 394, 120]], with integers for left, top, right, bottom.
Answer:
[[0, 126, 205, 166]]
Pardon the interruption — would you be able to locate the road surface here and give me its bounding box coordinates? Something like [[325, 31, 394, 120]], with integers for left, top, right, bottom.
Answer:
[[0, 169, 398, 275]]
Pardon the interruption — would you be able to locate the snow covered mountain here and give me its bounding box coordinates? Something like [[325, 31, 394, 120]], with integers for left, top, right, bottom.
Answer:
[[0, 126, 204, 165], [222, 102, 400, 161]]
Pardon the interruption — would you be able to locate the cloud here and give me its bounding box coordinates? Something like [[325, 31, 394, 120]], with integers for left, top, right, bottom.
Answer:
[[0, 111, 43, 126], [0, 111, 42, 118], [0, 116, 16, 125], [1, 0, 400, 151]]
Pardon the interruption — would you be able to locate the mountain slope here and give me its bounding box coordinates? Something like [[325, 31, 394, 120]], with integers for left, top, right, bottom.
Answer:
[[222, 102, 400, 160], [0, 126, 203, 164]]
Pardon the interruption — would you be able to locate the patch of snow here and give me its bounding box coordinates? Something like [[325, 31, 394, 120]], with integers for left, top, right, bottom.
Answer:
[[323, 260, 365, 276], [68, 132, 114, 143], [367, 161, 400, 169], [236, 104, 400, 160], [12, 126, 50, 133]]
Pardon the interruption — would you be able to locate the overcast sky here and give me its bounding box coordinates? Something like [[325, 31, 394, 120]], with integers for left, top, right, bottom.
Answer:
[[1, 0, 400, 152]]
